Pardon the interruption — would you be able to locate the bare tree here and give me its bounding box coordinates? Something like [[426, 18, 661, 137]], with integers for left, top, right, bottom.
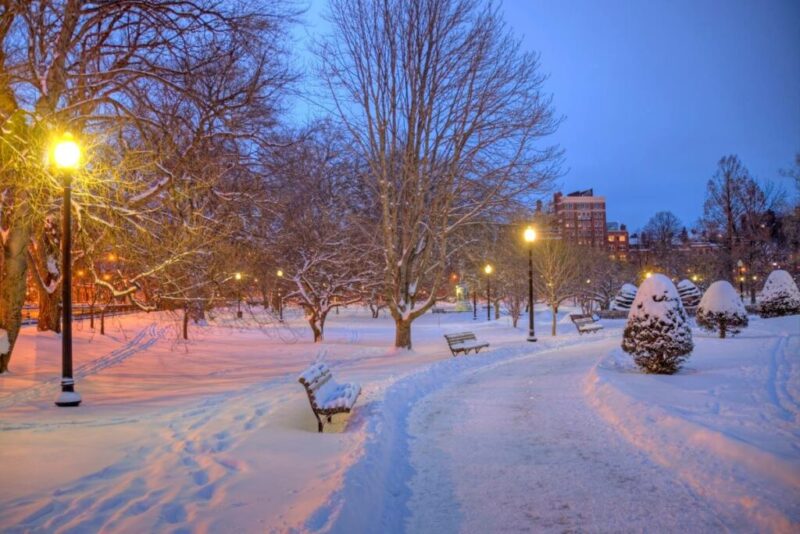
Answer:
[[318, 0, 561, 348], [531, 238, 581, 336], [0, 0, 297, 371]]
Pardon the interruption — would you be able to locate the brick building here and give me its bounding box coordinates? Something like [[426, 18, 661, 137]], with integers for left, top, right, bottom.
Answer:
[[606, 222, 629, 260], [552, 189, 607, 247]]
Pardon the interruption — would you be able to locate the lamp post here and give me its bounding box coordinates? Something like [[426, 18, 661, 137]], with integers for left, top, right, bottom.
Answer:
[[52, 134, 82, 407], [276, 269, 284, 321], [524, 226, 537, 342], [737, 260, 745, 300], [235, 272, 243, 318], [484, 264, 493, 321], [472, 279, 477, 320]]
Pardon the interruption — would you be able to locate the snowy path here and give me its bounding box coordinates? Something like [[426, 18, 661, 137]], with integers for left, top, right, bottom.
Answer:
[[405, 338, 728, 533]]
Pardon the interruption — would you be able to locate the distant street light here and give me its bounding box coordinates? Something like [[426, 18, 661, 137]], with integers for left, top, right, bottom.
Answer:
[[524, 226, 537, 342], [484, 264, 493, 321], [235, 272, 243, 318], [276, 269, 284, 321], [52, 134, 82, 407]]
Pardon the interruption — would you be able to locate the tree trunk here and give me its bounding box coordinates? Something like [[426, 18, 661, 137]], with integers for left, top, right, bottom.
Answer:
[[719, 319, 727, 339], [494, 299, 501, 320], [183, 305, 189, 340], [551, 304, 558, 336], [36, 286, 61, 333], [0, 221, 32, 373], [395, 317, 412, 349], [310, 318, 322, 342]]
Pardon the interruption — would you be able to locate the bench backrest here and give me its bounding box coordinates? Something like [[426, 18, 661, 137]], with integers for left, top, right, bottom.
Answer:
[[298, 363, 333, 408], [570, 314, 596, 325], [445, 332, 477, 345]]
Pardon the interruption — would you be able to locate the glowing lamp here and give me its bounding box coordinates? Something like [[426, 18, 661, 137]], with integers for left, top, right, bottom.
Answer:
[[276, 269, 284, 278], [235, 272, 242, 281], [484, 264, 493, 275], [53, 134, 81, 170], [523, 226, 536, 243]]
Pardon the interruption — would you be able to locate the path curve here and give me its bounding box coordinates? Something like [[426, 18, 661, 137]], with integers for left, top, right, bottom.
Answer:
[[405, 339, 729, 532]]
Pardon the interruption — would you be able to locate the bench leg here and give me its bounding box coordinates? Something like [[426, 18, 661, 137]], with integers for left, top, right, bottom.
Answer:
[[314, 412, 324, 433]]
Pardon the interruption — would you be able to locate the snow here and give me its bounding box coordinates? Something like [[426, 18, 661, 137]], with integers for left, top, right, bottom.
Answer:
[[698, 280, 746, 315], [761, 269, 800, 305], [762, 270, 800, 300], [46, 256, 59, 276], [628, 274, 683, 320], [0, 305, 797, 531], [0, 329, 8, 355]]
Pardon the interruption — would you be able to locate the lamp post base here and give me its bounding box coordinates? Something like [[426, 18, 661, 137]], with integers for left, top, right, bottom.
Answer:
[[55, 388, 81, 407], [527, 336, 537, 342]]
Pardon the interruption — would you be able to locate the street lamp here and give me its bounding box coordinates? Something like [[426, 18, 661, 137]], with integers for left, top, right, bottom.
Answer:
[[484, 264, 493, 321], [472, 278, 478, 321], [524, 226, 537, 342], [52, 134, 82, 407], [235, 272, 243, 318], [276, 269, 284, 321]]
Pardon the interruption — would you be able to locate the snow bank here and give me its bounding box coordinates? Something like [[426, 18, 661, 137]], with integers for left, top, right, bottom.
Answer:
[[586, 317, 800, 531]]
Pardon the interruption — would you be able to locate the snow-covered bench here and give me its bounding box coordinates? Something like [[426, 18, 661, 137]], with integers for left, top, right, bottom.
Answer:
[[298, 362, 361, 433], [444, 332, 490, 356], [570, 314, 604, 334]]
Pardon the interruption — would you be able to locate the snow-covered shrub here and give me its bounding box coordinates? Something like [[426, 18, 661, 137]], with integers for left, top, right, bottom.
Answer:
[[696, 281, 748, 338], [759, 270, 800, 318], [621, 274, 693, 374], [613, 283, 637, 311], [677, 279, 701, 308]]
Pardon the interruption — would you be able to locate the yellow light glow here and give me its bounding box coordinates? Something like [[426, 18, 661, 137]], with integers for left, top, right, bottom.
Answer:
[[108, 253, 116, 262], [53, 134, 81, 170], [691, 274, 699, 282], [752, 275, 757, 281], [235, 272, 242, 281], [276, 270, 284, 278], [645, 272, 652, 279], [523, 226, 536, 243], [103, 273, 112, 281], [484, 264, 493, 275], [76, 269, 85, 277], [586, 278, 591, 284]]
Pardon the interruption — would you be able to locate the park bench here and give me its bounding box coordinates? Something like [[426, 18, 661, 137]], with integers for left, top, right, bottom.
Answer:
[[431, 306, 446, 314], [570, 314, 604, 335], [444, 332, 490, 357], [298, 362, 361, 433]]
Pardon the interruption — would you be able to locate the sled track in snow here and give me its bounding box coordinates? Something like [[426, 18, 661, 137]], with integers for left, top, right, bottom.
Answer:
[[0, 323, 166, 410], [768, 334, 800, 421]]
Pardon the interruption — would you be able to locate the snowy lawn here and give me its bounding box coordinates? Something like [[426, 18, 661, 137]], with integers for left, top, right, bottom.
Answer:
[[0, 306, 797, 532]]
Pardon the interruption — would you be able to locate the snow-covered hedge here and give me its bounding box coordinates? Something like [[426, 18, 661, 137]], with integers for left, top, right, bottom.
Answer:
[[613, 283, 637, 311], [621, 274, 693, 374], [676, 279, 701, 308], [696, 281, 748, 338], [759, 270, 800, 318]]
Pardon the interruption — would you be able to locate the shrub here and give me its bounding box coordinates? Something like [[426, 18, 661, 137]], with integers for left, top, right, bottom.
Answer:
[[696, 280, 748, 338], [759, 270, 800, 318], [622, 274, 693, 374]]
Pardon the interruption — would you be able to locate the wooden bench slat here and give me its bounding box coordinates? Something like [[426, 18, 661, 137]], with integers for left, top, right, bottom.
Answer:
[[569, 314, 604, 335], [444, 331, 490, 356], [298, 363, 361, 432]]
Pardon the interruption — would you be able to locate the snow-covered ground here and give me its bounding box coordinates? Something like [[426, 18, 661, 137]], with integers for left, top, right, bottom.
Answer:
[[0, 306, 797, 532]]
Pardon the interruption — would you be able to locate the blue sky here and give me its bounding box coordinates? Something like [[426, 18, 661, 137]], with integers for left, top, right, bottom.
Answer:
[[294, 0, 800, 231]]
